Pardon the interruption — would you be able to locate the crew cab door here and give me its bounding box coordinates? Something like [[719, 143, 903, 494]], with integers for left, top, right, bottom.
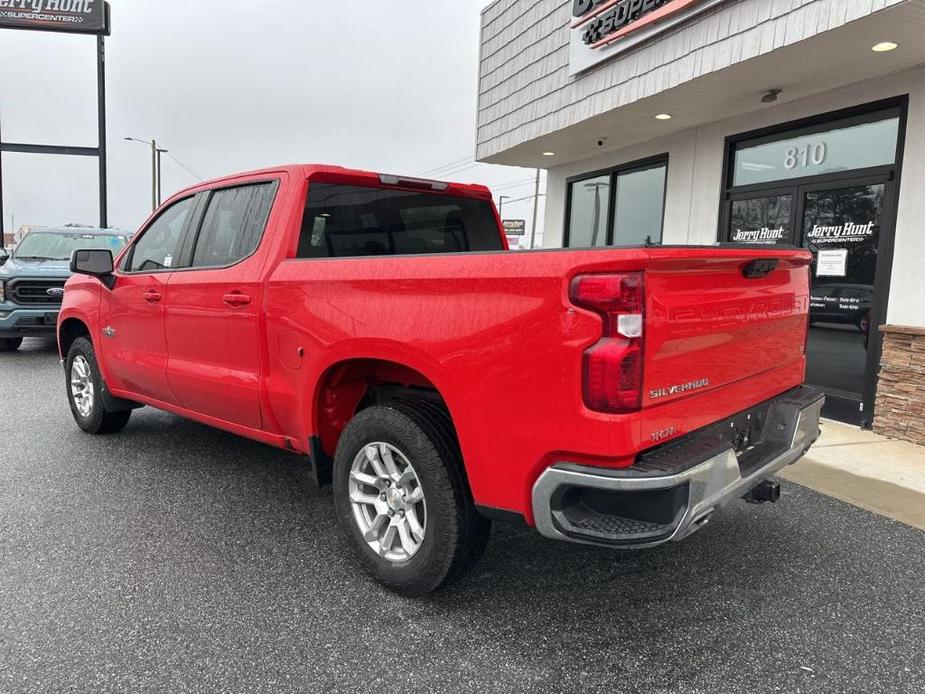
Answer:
[[101, 195, 197, 403], [164, 180, 279, 429]]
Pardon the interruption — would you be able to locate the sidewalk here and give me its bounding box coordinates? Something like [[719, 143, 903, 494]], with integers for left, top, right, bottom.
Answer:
[[779, 419, 925, 530]]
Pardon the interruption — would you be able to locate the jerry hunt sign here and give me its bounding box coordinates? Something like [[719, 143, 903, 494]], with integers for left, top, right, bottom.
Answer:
[[569, 0, 726, 75], [502, 219, 526, 236], [0, 0, 108, 35]]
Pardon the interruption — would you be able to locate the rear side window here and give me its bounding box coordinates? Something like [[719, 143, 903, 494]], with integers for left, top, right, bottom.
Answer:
[[296, 183, 502, 258], [126, 196, 195, 272], [191, 182, 278, 268]]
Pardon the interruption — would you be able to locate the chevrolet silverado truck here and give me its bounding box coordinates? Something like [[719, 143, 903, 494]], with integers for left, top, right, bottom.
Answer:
[[0, 227, 128, 351], [58, 164, 823, 595]]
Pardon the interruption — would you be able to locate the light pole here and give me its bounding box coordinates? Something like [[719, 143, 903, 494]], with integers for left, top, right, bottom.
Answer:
[[498, 195, 511, 217], [529, 169, 541, 249], [125, 137, 169, 210], [583, 181, 608, 246]]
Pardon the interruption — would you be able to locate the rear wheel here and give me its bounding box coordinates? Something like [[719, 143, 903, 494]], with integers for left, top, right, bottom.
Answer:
[[66, 337, 132, 434], [0, 337, 23, 352], [332, 402, 490, 595]]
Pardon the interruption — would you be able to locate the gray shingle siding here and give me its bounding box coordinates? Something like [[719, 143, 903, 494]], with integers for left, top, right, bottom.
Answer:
[[476, 0, 907, 160]]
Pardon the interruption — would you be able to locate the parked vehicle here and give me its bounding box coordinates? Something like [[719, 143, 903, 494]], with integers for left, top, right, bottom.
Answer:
[[0, 227, 129, 351], [58, 165, 823, 594]]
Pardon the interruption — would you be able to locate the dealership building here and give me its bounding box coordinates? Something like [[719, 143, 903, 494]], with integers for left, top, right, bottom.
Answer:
[[477, 0, 925, 443]]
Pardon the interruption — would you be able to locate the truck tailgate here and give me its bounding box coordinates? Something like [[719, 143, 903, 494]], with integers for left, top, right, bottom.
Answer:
[[643, 248, 812, 409]]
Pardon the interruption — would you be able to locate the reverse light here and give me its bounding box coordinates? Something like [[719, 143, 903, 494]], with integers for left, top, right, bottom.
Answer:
[[570, 273, 645, 413], [617, 313, 642, 338]]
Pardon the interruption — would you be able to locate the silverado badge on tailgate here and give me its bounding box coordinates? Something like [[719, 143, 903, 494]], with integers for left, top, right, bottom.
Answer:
[[649, 378, 710, 400]]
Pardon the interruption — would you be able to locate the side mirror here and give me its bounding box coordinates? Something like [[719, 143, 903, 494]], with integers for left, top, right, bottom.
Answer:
[[0, 248, 9, 267], [71, 248, 114, 277]]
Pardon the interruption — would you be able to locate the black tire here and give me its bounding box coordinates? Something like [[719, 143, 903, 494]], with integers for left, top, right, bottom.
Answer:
[[0, 337, 23, 352], [407, 399, 492, 579], [332, 402, 491, 596], [65, 337, 132, 434]]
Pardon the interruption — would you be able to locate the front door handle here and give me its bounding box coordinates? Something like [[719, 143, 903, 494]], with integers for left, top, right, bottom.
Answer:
[[143, 290, 162, 303], [223, 292, 251, 307]]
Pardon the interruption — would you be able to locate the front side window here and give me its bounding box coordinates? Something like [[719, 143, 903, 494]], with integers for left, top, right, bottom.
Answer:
[[126, 196, 195, 272], [566, 159, 667, 248], [296, 183, 503, 258], [191, 182, 277, 268]]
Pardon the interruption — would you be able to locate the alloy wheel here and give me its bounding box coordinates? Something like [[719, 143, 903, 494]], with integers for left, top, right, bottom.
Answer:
[[348, 442, 427, 562], [70, 355, 95, 418]]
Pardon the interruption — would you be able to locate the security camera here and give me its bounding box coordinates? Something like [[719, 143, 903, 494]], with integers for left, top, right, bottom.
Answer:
[[597, 137, 608, 147]]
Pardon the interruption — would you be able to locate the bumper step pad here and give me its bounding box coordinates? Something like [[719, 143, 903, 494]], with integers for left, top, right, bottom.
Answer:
[[533, 386, 824, 548]]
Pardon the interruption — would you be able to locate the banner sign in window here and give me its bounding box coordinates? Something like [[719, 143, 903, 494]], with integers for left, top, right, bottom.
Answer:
[[0, 0, 109, 35], [568, 0, 727, 75]]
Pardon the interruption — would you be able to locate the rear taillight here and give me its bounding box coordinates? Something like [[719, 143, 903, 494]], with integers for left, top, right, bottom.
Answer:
[[570, 272, 645, 413]]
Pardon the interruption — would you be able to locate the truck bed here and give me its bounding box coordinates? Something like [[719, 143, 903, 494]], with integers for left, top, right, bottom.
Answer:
[[264, 244, 811, 520]]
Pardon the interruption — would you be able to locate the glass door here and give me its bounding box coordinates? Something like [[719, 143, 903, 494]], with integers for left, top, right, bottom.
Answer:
[[797, 179, 890, 424], [721, 101, 905, 426], [727, 190, 796, 246]]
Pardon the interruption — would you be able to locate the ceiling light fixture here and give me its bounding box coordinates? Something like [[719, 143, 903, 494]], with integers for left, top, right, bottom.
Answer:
[[871, 41, 898, 52], [542, 151, 555, 156], [654, 113, 672, 120]]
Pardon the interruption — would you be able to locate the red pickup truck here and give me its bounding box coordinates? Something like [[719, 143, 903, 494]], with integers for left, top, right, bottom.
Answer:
[[58, 164, 823, 595]]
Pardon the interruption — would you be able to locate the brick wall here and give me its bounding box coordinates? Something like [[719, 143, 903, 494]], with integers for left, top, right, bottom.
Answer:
[[874, 325, 925, 446]]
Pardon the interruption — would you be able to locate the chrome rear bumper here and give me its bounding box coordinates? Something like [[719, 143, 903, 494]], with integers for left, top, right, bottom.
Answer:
[[532, 387, 824, 548]]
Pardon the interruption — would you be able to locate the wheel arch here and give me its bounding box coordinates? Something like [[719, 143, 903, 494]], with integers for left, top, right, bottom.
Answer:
[[312, 356, 456, 460], [58, 317, 92, 359]]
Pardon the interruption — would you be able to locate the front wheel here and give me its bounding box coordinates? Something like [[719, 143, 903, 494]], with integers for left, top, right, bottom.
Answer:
[[332, 403, 490, 596], [65, 337, 132, 434], [0, 337, 23, 352]]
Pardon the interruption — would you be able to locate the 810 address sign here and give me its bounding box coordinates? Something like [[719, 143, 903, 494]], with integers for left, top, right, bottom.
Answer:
[[784, 142, 827, 170]]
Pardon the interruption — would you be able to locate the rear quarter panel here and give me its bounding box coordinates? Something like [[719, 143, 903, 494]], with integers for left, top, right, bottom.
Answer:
[[264, 249, 655, 516]]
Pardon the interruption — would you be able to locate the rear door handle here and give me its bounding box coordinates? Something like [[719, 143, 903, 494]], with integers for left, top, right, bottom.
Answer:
[[223, 292, 251, 307], [143, 290, 162, 303]]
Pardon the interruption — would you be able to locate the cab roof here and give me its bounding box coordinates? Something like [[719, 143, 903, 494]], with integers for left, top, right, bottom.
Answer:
[[168, 164, 494, 202]]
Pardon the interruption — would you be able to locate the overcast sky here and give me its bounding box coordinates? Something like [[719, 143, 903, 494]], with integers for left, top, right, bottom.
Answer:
[[0, 0, 545, 244]]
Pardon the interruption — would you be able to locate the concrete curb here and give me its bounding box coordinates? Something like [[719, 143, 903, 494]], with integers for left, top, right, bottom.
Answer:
[[779, 419, 925, 530]]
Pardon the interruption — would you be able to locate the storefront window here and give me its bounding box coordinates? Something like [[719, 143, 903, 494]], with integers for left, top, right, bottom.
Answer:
[[728, 194, 793, 245], [566, 158, 666, 247], [567, 175, 610, 247], [733, 116, 899, 186], [613, 164, 666, 245]]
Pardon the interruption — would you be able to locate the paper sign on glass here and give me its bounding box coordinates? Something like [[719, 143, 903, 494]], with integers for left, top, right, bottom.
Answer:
[[816, 249, 848, 277]]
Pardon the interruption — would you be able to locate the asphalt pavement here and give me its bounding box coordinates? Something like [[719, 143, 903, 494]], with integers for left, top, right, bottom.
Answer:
[[1, 339, 923, 694]]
